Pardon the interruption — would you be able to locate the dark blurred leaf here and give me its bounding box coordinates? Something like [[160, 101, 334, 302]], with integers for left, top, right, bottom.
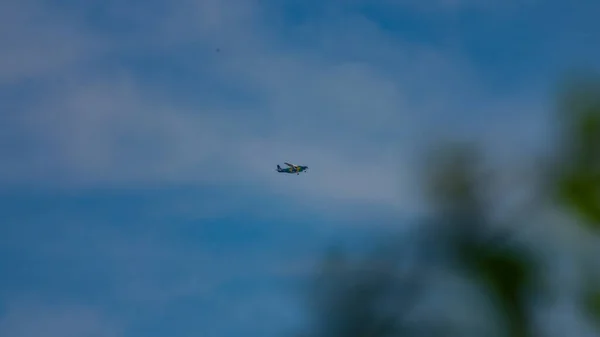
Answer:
[[459, 240, 535, 337], [585, 287, 600, 329], [554, 72, 600, 228], [557, 171, 600, 225]]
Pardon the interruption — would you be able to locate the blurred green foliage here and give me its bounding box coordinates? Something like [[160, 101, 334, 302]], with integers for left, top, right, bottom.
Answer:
[[300, 74, 600, 337], [585, 288, 600, 329], [457, 238, 535, 337], [555, 73, 600, 227], [555, 73, 600, 329]]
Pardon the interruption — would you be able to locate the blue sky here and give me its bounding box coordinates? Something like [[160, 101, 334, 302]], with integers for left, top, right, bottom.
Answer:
[[1, 0, 599, 336]]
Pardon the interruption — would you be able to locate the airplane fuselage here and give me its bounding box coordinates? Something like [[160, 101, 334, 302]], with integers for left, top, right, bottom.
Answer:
[[277, 164, 308, 174]]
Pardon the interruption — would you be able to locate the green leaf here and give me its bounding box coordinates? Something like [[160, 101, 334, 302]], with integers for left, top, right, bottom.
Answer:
[[584, 287, 600, 328], [458, 240, 535, 337]]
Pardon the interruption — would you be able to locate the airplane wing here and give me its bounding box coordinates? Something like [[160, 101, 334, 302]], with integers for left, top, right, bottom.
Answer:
[[284, 162, 297, 168]]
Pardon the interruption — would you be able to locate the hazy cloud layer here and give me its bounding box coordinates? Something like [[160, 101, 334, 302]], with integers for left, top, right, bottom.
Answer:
[[1, 0, 567, 215], [0, 299, 121, 337]]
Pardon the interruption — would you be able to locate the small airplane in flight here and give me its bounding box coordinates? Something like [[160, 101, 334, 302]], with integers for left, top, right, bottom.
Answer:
[[276, 162, 308, 175]]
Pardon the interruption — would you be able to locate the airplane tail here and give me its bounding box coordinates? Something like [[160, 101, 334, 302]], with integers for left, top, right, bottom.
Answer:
[[277, 164, 281, 171]]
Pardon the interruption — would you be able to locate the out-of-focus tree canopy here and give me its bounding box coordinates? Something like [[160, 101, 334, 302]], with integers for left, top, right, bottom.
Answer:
[[299, 74, 600, 337]]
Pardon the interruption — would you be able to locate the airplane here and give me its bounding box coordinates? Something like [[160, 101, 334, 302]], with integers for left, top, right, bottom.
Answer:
[[276, 162, 309, 175]]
